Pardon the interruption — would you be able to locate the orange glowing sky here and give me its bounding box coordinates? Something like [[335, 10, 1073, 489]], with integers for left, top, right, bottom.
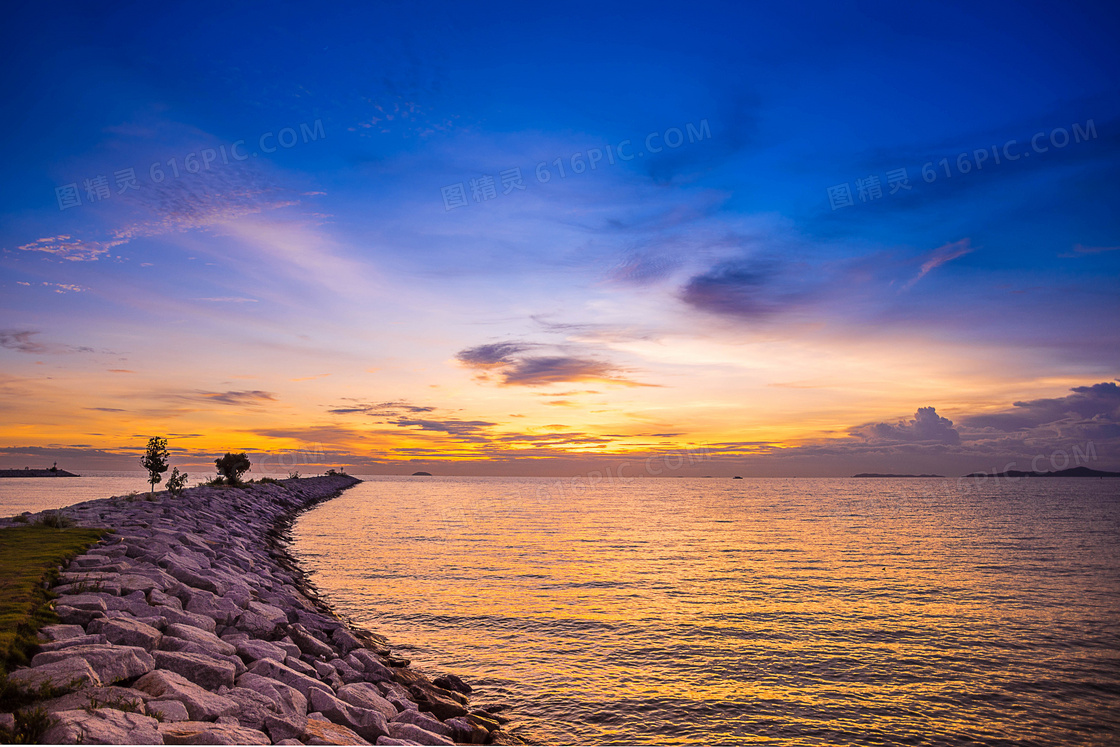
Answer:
[[2, 4, 1118, 477]]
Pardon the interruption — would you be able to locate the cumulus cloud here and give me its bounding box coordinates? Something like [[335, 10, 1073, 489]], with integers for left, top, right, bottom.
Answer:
[[851, 406, 961, 445], [962, 382, 1120, 432]]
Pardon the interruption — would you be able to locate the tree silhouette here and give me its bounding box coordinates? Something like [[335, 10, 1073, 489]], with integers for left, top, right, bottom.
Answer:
[[141, 437, 170, 494], [215, 452, 251, 485]]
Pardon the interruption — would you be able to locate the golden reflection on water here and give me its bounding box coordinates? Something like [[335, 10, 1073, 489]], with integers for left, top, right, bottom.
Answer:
[[292, 477, 1120, 745]]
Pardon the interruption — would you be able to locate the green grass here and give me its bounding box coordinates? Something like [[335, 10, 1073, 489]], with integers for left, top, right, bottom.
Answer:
[[0, 525, 106, 674]]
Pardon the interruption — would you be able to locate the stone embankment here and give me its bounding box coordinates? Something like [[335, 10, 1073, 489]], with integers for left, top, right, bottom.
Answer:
[[3, 476, 522, 745]]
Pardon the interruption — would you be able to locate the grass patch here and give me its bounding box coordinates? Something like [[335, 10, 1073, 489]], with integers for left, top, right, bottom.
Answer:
[[0, 525, 105, 674]]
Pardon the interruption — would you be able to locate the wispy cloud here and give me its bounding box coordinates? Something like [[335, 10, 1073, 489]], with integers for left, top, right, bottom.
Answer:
[[1059, 243, 1120, 258], [0, 330, 93, 354], [902, 238, 973, 290], [175, 390, 277, 406], [17, 235, 125, 262]]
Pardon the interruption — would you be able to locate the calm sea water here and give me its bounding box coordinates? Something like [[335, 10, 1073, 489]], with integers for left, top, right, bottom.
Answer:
[[6, 473, 1117, 744], [291, 476, 1120, 746], [0, 470, 157, 515]]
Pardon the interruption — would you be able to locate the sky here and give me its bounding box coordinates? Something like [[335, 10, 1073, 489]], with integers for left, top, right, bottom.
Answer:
[[1, 0, 1118, 478]]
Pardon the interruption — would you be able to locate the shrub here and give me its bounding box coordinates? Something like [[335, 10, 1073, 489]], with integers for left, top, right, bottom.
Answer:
[[166, 468, 188, 496], [34, 512, 73, 529], [215, 453, 251, 486]]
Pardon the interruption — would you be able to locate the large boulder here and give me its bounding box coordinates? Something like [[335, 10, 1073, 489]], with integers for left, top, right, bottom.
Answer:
[[391, 709, 452, 737], [37, 634, 110, 652], [331, 627, 364, 654], [7, 658, 100, 692], [386, 722, 454, 746], [304, 716, 372, 745], [37, 624, 87, 641], [31, 644, 155, 684], [158, 721, 269, 745], [234, 639, 288, 663], [345, 651, 394, 683], [236, 672, 308, 717], [287, 623, 335, 658], [147, 699, 191, 722], [87, 617, 163, 650], [155, 606, 218, 634], [40, 708, 163, 745], [133, 670, 241, 721], [443, 716, 489, 744], [152, 650, 236, 690], [233, 610, 281, 639], [309, 687, 390, 742], [58, 593, 109, 612], [221, 686, 282, 731], [161, 624, 237, 656], [337, 683, 397, 721], [40, 685, 148, 715], [246, 658, 333, 699]]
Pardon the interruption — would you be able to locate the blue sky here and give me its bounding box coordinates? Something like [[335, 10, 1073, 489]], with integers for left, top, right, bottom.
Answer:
[[1, 0, 1118, 476]]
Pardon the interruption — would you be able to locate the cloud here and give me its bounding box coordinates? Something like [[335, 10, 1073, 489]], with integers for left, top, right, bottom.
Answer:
[[181, 390, 277, 406], [392, 418, 497, 441], [962, 382, 1120, 431], [454, 342, 532, 368], [0, 330, 93, 354], [851, 406, 961, 445], [679, 258, 793, 319], [0, 330, 48, 353], [455, 342, 652, 387], [16, 164, 302, 266], [17, 235, 124, 262], [193, 297, 259, 303], [1060, 243, 1120, 258], [327, 400, 436, 416], [902, 239, 973, 290]]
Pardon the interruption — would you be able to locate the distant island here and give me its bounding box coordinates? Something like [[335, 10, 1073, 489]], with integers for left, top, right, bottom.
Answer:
[[853, 473, 944, 478], [412, 471, 433, 476], [0, 466, 79, 478], [963, 466, 1120, 478]]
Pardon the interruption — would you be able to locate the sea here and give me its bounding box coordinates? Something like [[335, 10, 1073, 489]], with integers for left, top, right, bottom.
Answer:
[[5, 472, 1118, 745]]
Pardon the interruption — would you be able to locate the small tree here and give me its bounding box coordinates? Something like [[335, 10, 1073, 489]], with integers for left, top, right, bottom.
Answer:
[[166, 467, 189, 496], [141, 437, 170, 495], [215, 452, 251, 486]]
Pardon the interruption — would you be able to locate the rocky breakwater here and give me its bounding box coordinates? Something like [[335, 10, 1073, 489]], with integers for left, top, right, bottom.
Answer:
[[4, 476, 521, 746]]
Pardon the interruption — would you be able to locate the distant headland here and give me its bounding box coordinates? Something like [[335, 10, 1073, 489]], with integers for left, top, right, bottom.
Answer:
[[852, 473, 944, 478], [963, 466, 1120, 478], [0, 465, 79, 478]]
